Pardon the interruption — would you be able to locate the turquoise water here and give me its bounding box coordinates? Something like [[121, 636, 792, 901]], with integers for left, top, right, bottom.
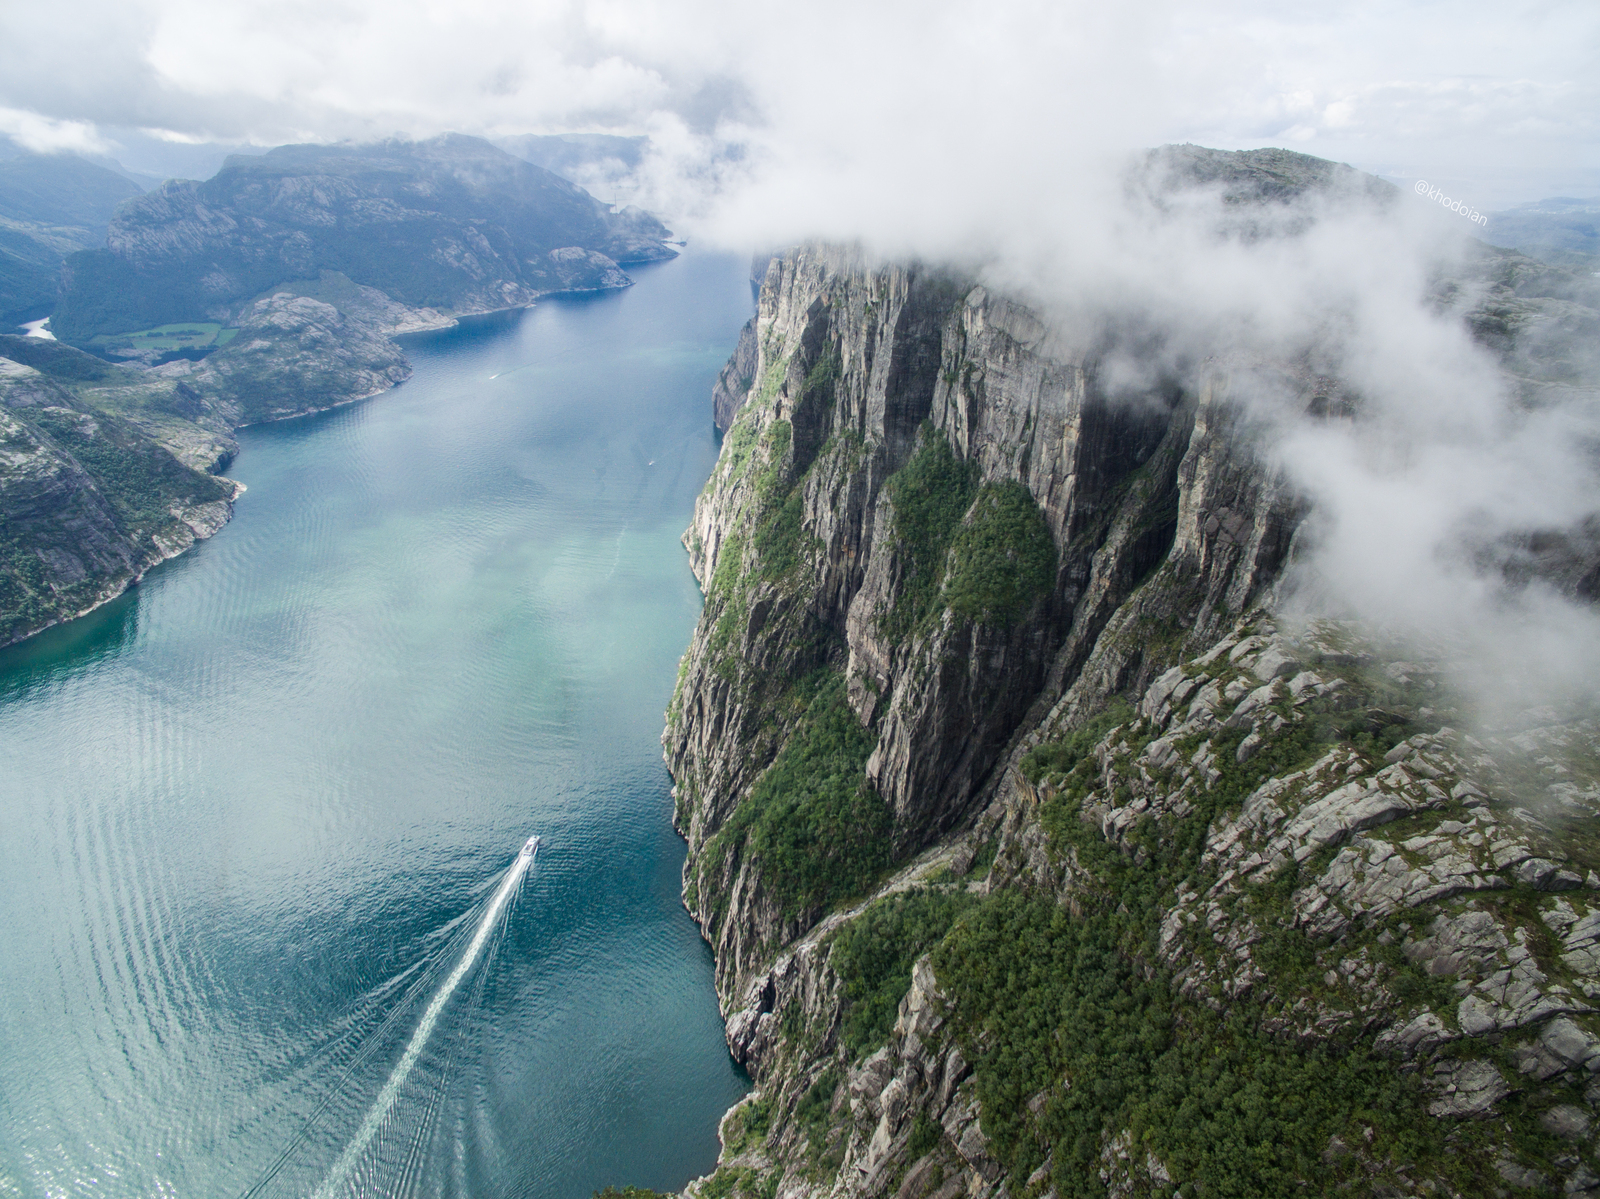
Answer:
[[0, 251, 753, 1197]]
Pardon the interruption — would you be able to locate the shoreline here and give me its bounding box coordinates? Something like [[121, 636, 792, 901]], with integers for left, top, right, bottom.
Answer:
[[2, 269, 660, 651], [0, 487, 242, 650]]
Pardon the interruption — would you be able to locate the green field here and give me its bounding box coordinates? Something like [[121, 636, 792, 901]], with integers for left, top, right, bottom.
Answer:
[[90, 323, 239, 353]]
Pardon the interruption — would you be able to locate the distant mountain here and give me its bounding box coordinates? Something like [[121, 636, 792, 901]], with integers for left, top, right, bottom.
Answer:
[[1145, 143, 1398, 205], [0, 153, 146, 228], [0, 153, 145, 325], [52, 133, 676, 343], [1481, 197, 1600, 268]]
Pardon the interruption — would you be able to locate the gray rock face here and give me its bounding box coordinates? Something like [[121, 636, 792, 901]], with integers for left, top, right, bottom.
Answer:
[[186, 293, 412, 425], [980, 619, 1600, 1191], [668, 244, 1307, 1002], [712, 316, 758, 432], [665, 150, 1600, 1199]]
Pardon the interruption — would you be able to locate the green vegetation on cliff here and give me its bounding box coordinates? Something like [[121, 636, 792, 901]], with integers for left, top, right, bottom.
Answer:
[[931, 644, 1574, 1197], [829, 888, 976, 1056], [696, 675, 890, 924], [1019, 700, 1133, 784], [943, 481, 1057, 627], [749, 421, 807, 581], [0, 334, 240, 645], [879, 427, 1056, 634], [0, 401, 233, 645], [28, 407, 232, 527], [933, 891, 1450, 1199], [879, 424, 977, 638]]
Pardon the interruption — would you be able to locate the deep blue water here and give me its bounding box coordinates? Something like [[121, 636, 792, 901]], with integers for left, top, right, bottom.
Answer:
[[0, 250, 752, 1197]]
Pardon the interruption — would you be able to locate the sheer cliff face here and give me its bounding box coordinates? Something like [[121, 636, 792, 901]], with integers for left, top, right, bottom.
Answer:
[[665, 234, 1600, 1199], [666, 245, 1303, 1001]]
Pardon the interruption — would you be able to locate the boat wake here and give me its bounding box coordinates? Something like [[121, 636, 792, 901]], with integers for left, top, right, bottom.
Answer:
[[244, 837, 540, 1199]]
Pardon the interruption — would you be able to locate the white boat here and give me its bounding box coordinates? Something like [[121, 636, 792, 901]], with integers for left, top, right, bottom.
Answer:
[[519, 835, 540, 860]]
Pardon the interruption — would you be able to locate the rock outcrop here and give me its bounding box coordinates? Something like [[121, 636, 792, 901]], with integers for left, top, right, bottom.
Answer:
[[668, 242, 1302, 1004], [661, 147, 1600, 1199], [178, 292, 412, 425]]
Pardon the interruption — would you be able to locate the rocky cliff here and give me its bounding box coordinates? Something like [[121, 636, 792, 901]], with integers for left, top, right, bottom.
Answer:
[[668, 242, 1301, 999], [660, 149, 1600, 1199]]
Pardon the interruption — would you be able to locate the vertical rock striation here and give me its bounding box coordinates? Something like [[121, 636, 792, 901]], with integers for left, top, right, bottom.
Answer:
[[667, 244, 1302, 1006], [663, 211, 1600, 1198]]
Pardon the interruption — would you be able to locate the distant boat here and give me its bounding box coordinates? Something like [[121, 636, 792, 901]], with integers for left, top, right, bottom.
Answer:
[[519, 835, 540, 860]]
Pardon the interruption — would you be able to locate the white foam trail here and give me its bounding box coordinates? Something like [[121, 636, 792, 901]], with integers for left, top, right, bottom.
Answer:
[[313, 842, 537, 1199]]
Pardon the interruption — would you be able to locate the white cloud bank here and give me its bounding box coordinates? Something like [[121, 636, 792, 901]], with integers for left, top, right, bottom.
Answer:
[[2, 0, 1597, 718], [1, 0, 1596, 205]]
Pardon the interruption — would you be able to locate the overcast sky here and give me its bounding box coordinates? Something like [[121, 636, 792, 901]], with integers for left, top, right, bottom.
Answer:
[[1, 0, 1596, 211]]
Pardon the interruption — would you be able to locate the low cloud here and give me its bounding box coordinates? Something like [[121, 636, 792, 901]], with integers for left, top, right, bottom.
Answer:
[[2, 0, 1596, 717], [1, 0, 1597, 200], [0, 106, 111, 155]]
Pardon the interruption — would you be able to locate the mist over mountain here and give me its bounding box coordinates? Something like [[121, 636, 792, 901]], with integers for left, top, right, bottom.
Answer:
[[495, 132, 648, 189], [0, 152, 143, 324], [660, 143, 1600, 1199], [1481, 198, 1600, 270]]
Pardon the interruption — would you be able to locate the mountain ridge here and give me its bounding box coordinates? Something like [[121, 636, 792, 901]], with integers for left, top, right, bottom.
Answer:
[[0, 152, 145, 325], [2, 133, 679, 647], [51, 132, 675, 342]]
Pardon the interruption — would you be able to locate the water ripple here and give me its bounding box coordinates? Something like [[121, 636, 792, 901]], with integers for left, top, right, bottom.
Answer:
[[0, 249, 754, 1198]]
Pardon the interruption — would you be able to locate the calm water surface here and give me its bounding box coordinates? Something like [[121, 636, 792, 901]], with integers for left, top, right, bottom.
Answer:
[[0, 250, 753, 1197]]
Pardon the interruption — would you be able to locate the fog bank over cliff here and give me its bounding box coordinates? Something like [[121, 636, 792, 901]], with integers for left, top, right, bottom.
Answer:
[[686, 138, 1600, 721], [4, 0, 1595, 711], [586, 11, 1600, 725], [4, 0, 1596, 203]]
